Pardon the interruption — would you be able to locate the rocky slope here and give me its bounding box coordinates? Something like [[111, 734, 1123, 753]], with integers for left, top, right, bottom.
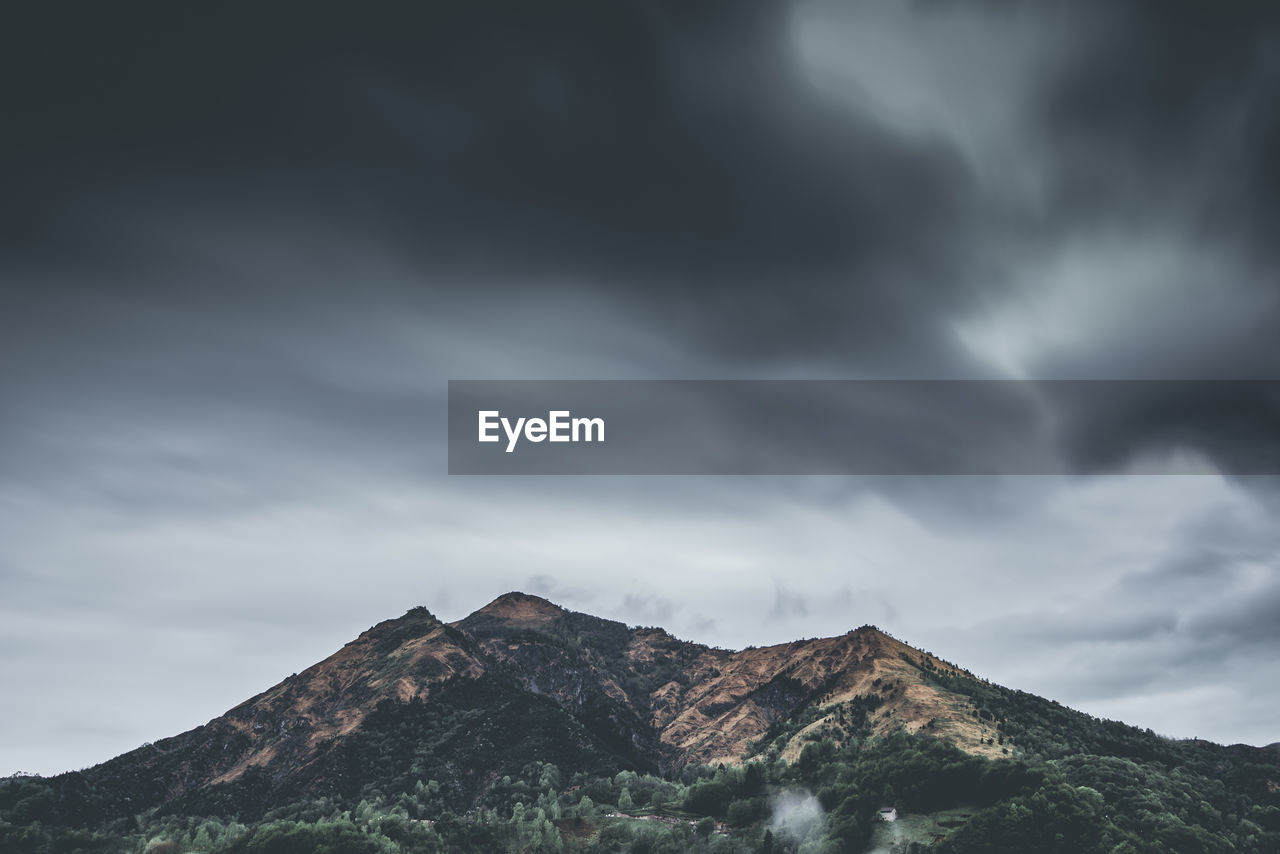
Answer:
[[65, 592, 1006, 816], [455, 593, 1004, 767]]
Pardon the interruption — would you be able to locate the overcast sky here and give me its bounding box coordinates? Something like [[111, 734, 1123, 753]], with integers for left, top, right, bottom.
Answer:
[[3, 1, 1280, 777]]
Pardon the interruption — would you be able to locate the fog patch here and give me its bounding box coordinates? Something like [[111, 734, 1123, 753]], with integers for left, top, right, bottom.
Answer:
[[770, 789, 829, 848]]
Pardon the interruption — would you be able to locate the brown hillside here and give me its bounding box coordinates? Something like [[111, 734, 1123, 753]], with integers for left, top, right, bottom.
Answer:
[[84, 592, 1003, 807]]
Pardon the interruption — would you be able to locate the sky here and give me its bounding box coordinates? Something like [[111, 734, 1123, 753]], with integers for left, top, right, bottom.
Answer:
[[2, 0, 1279, 776]]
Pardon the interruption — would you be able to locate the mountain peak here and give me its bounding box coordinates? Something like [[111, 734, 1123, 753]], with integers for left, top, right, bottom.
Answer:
[[360, 604, 441, 636], [490, 590, 562, 610], [458, 591, 565, 631], [66, 595, 1014, 820]]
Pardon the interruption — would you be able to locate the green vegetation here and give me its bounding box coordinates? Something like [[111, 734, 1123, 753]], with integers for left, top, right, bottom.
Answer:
[[3, 643, 1277, 852], [5, 712, 1278, 853]]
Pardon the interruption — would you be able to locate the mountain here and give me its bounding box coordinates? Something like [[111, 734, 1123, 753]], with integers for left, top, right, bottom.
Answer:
[[6, 592, 1280, 854], [55, 594, 1001, 814]]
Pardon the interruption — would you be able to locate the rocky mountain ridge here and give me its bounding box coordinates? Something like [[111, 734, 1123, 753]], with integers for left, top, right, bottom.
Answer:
[[61, 592, 1008, 817]]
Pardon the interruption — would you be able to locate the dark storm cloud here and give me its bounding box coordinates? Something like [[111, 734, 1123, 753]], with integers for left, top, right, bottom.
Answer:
[[1036, 1, 1280, 255], [9, 0, 1275, 473], [3, 1, 984, 370], [1008, 1, 1280, 474], [952, 2, 1280, 475], [4, 0, 1280, 774], [1047, 382, 1280, 475]]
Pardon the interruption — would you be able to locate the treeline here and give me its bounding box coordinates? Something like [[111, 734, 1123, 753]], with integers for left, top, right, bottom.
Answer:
[[4, 690, 1279, 853], [915, 660, 1280, 852], [0, 736, 1007, 854]]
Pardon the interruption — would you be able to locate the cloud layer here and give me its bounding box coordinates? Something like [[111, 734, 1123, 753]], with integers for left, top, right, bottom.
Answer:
[[2, 1, 1279, 775]]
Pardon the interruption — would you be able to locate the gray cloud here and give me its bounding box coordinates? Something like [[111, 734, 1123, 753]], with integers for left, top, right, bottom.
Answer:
[[770, 582, 810, 621], [3, 1, 1280, 775], [620, 593, 680, 628]]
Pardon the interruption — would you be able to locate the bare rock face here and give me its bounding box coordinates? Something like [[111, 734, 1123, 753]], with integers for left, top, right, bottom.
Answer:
[[70, 593, 1003, 815]]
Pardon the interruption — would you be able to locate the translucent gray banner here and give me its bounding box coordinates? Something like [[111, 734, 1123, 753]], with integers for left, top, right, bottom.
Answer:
[[447, 380, 1280, 475]]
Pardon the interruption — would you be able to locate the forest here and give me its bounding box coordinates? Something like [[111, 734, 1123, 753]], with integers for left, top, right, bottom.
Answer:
[[4, 656, 1278, 854]]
